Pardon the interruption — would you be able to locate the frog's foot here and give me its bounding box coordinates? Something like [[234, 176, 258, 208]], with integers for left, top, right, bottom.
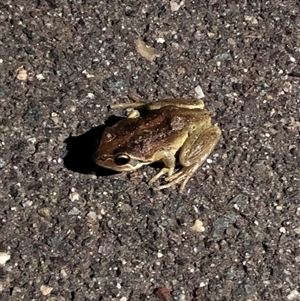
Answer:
[[156, 163, 200, 192], [148, 166, 174, 186]]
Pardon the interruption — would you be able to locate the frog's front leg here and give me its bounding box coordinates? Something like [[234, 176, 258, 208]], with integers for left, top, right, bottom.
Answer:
[[162, 125, 221, 192], [148, 150, 176, 186]]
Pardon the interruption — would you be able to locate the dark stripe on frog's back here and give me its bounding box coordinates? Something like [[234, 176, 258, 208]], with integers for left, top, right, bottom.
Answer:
[[114, 110, 170, 156], [114, 106, 194, 159], [97, 117, 143, 157]]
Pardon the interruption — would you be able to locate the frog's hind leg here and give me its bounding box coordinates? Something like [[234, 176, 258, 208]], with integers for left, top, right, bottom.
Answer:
[[148, 98, 205, 110], [110, 93, 147, 109], [161, 125, 221, 192], [110, 102, 147, 109]]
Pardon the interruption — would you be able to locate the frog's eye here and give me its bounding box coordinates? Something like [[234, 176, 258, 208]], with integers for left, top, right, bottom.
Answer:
[[114, 154, 130, 165]]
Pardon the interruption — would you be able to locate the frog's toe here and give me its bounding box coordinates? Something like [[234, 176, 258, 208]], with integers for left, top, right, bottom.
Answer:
[[155, 175, 186, 191], [163, 163, 200, 192], [165, 168, 187, 182], [148, 167, 169, 185]]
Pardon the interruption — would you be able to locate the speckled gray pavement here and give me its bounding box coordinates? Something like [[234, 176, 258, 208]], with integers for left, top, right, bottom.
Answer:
[[1, 1, 300, 300]]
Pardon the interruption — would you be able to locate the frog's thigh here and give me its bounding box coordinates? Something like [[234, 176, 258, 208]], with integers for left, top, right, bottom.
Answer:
[[179, 125, 221, 167], [161, 126, 220, 192], [148, 150, 176, 185]]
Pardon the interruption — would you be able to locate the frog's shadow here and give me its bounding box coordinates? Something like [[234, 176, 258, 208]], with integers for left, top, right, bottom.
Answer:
[[63, 116, 123, 177]]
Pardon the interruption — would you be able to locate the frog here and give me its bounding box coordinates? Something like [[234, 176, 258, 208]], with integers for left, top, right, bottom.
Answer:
[[93, 96, 221, 192]]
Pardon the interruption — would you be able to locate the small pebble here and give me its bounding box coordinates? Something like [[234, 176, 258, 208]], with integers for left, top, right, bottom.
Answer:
[[36, 74, 45, 80], [279, 227, 286, 234], [190, 219, 205, 232], [283, 81, 292, 93], [16, 66, 28, 81], [287, 290, 300, 300], [135, 39, 160, 62], [68, 207, 81, 215], [0, 252, 10, 265], [170, 0, 183, 12], [40, 284, 53, 296], [172, 289, 186, 301], [195, 85, 204, 99], [156, 37, 165, 43], [69, 191, 80, 202]]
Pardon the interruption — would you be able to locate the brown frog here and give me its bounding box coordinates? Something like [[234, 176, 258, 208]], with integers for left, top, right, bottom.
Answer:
[[93, 97, 221, 192]]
